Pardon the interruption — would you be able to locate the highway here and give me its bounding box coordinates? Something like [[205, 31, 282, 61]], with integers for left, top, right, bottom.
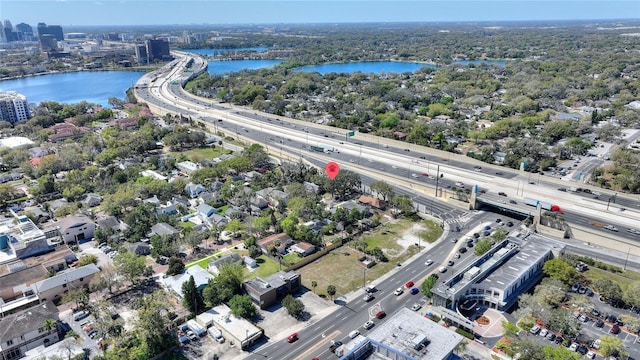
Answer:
[[133, 52, 640, 244]]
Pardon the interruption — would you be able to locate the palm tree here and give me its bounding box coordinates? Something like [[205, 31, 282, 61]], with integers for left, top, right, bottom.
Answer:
[[43, 318, 58, 334], [311, 281, 318, 294]]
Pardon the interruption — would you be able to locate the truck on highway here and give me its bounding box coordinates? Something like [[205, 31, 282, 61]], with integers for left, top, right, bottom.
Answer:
[[310, 143, 339, 153], [186, 319, 205, 337], [524, 197, 563, 213]]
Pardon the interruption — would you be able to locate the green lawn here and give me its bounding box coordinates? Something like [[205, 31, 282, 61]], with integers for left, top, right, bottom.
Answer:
[[168, 146, 230, 162], [176, 221, 195, 232], [418, 220, 444, 243], [282, 252, 302, 265], [585, 267, 640, 290], [187, 253, 221, 270], [247, 255, 281, 279]]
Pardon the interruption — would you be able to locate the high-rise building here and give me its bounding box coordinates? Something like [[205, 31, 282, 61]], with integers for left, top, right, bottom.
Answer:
[[15, 23, 34, 41], [2, 19, 17, 42], [135, 43, 148, 63], [37, 22, 63, 41], [107, 32, 119, 41], [0, 91, 31, 124], [39, 34, 58, 52], [146, 39, 171, 61]]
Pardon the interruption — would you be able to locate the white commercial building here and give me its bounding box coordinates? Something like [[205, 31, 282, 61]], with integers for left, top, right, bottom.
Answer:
[[0, 91, 31, 124]]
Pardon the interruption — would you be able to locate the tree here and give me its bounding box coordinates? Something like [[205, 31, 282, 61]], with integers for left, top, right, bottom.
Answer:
[[311, 280, 318, 294], [114, 252, 148, 285], [44, 318, 58, 332], [166, 257, 185, 276], [327, 285, 337, 300], [182, 275, 205, 316], [369, 180, 394, 202], [542, 258, 579, 285], [216, 262, 245, 295], [134, 291, 174, 356], [593, 278, 622, 301], [502, 320, 520, 337], [282, 294, 305, 319], [454, 340, 468, 355], [90, 263, 120, 294], [61, 287, 89, 309], [77, 254, 98, 266], [228, 294, 258, 319], [421, 275, 438, 298], [474, 238, 493, 255], [390, 195, 414, 217], [599, 335, 627, 358], [546, 308, 581, 336], [534, 278, 568, 307]]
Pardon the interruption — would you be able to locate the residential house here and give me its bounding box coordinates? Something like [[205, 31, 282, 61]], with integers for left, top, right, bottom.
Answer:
[[493, 152, 507, 164], [171, 196, 190, 209], [48, 122, 89, 143], [51, 215, 96, 244], [82, 193, 102, 208], [243, 271, 302, 309], [290, 242, 315, 257], [185, 182, 206, 198], [30, 264, 99, 303], [358, 195, 386, 210], [150, 222, 179, 237], [0, 301, 60, 360], [196, 203, 217, 219], [254, 187, 289, 208], [48, 198, 69, 212], [128, 242, 151, 256], [205, 213, 227, 228], [143, 195, 161, 205], [140, 169, 168, 181], [95, 215, 128, 234], [109, 117, 139, 130], [198, 191, 215, 204], [176, 161, 200, 174], [207, 253, 242, 274], [302, 181, 320, 193], [335, 200, 371, 217], [22, 207, 50, 223], [257, 233, 292, 255], [163, 265, 213, 298]]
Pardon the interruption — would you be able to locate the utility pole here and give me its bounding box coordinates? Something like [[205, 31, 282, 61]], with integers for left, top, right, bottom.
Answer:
[[434, 164, 441, 199]]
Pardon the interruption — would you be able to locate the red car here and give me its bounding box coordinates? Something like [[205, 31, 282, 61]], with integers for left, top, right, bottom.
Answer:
[[376, 311, 386, 319], [611, 324, 620, 334], [405, 281, 414, 288], [287, 333, 298, 343]]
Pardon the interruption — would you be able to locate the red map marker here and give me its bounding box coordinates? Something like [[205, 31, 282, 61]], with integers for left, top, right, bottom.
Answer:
[[325, 162, 340, 180]]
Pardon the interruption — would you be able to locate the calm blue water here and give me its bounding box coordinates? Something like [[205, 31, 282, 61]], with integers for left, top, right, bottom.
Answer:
[[185, 47, 269, 57], [293, 61, 435, 75], [207, 60, 283, 74], [0, 71, 144, 107], [294, 60, 505, 75], [454, 60, 506, 67]]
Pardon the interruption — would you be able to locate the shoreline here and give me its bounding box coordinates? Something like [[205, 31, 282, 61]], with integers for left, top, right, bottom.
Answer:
[[0, 66, 159, 82]]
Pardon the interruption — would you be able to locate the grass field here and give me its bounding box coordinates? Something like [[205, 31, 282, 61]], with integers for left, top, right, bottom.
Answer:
[[298, 218, 442, 297], [585, 266, 640, 290], [168, 146, 230, 162]]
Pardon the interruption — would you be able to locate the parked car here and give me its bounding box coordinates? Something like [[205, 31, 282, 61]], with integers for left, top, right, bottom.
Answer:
[[569, 342, 579, 351], [610, 324, 620, 334], [375, 311, 386, 319], [458, 247, 467, 254], [447, 260, 454, 266], [73, 311, 89, 321], [186, 330, 198, 341], [579, 314, 589, 322], [546, 332, 556, 341], [348, 330, 360, 339], [586, 350, 596, 359], [329, 340, 343, 352], [595, 319, 604, 327], [577, 345, 588, 355], [363, 293, 374, 302], [411, 303, 422, 311], [529, 325, 541, 335], [539, 329, 549, 337]]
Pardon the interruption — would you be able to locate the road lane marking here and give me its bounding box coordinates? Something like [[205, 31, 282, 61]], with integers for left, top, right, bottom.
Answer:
[[291, 330, 341, 360]]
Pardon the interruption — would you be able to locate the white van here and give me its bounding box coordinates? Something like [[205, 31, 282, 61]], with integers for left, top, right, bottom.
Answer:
[[349, 330, 360, 339], [207, 327, 225, 343]]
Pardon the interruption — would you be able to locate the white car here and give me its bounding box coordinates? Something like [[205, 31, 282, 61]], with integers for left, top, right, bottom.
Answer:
[[569, 342, 579, 352], [394, 288, 404, 296], [425, 259, 433, 266], [586, 350, 596, 359], [363, 321, 374, 330], [539, 329, 548, 337], [348, 330, 360, 339], [411, 303, 422, 311]]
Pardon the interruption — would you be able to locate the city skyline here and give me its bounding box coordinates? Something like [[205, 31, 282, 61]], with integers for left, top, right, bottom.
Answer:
[[2, 0, 639, 27]]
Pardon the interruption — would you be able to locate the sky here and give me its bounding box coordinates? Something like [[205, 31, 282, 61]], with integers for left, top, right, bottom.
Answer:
[[2, 1, 639, 27]]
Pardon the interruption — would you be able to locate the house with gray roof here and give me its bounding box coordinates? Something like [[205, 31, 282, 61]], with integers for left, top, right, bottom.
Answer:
[[208, 253, 242, 274], [196, 203, 217, 219], [50, 215, 96, 244], [30, 264, 99, 303], [185, 182, 206, 198], [163, 265, 213, 298], [82, 193, 102, 208], [150, 222, 179, 237], [0, 301, 60, 359]]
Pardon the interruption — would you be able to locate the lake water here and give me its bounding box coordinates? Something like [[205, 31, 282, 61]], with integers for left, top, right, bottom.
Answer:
[[0, 71, 144, 107], [294, 60, 505, 75], [206, 59, 283, 74]]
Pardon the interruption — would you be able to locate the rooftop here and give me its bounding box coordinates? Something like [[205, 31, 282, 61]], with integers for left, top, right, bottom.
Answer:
[[0, 300, 58, 343], [208, 304, 262, 342], [366, 308, 463, 360]]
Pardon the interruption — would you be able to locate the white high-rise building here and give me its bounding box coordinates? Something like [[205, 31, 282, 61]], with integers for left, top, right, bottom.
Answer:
[[0, 91, 31, 124]]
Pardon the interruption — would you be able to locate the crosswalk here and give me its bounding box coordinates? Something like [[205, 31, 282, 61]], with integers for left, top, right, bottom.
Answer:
[[443, 211, 475, 225]]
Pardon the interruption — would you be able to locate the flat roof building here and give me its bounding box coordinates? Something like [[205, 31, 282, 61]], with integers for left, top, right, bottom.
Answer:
[[431, 234, 565, 312], [339, 308, 463, 360], [0, 92, 31, 124]]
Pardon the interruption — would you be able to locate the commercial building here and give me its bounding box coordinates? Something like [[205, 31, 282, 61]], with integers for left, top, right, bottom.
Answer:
[[243, 270, 301, 309], [163, 265, 213, 298], [0, 91, 31, 124], [431, 234, 565, 312], [196, 305, 262, 350], [339, 308, 463, 360], [36, 23, 63, 41], [138, 39, 172, 62], [38, 34, 57, 52], [29, 263, 99, 304], [0, 301, 60, 360]]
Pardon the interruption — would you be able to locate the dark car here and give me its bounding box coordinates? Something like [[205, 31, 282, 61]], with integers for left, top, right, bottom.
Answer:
[[473, 233, 480, 239], [611, 324, 620, 334], [287, 333, 298, 343], [595, 319, 604, 328], [554, 336, 564, 344], [606, 314, 617, 323], [458, 247, 467, 254], [506, 221, 514, 227], [329, 340, 343, 352], [448, 260, 454, 266], [577, 345, 588, 355], [376, 311, 386, 319], [498, 192, 507, 197]]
